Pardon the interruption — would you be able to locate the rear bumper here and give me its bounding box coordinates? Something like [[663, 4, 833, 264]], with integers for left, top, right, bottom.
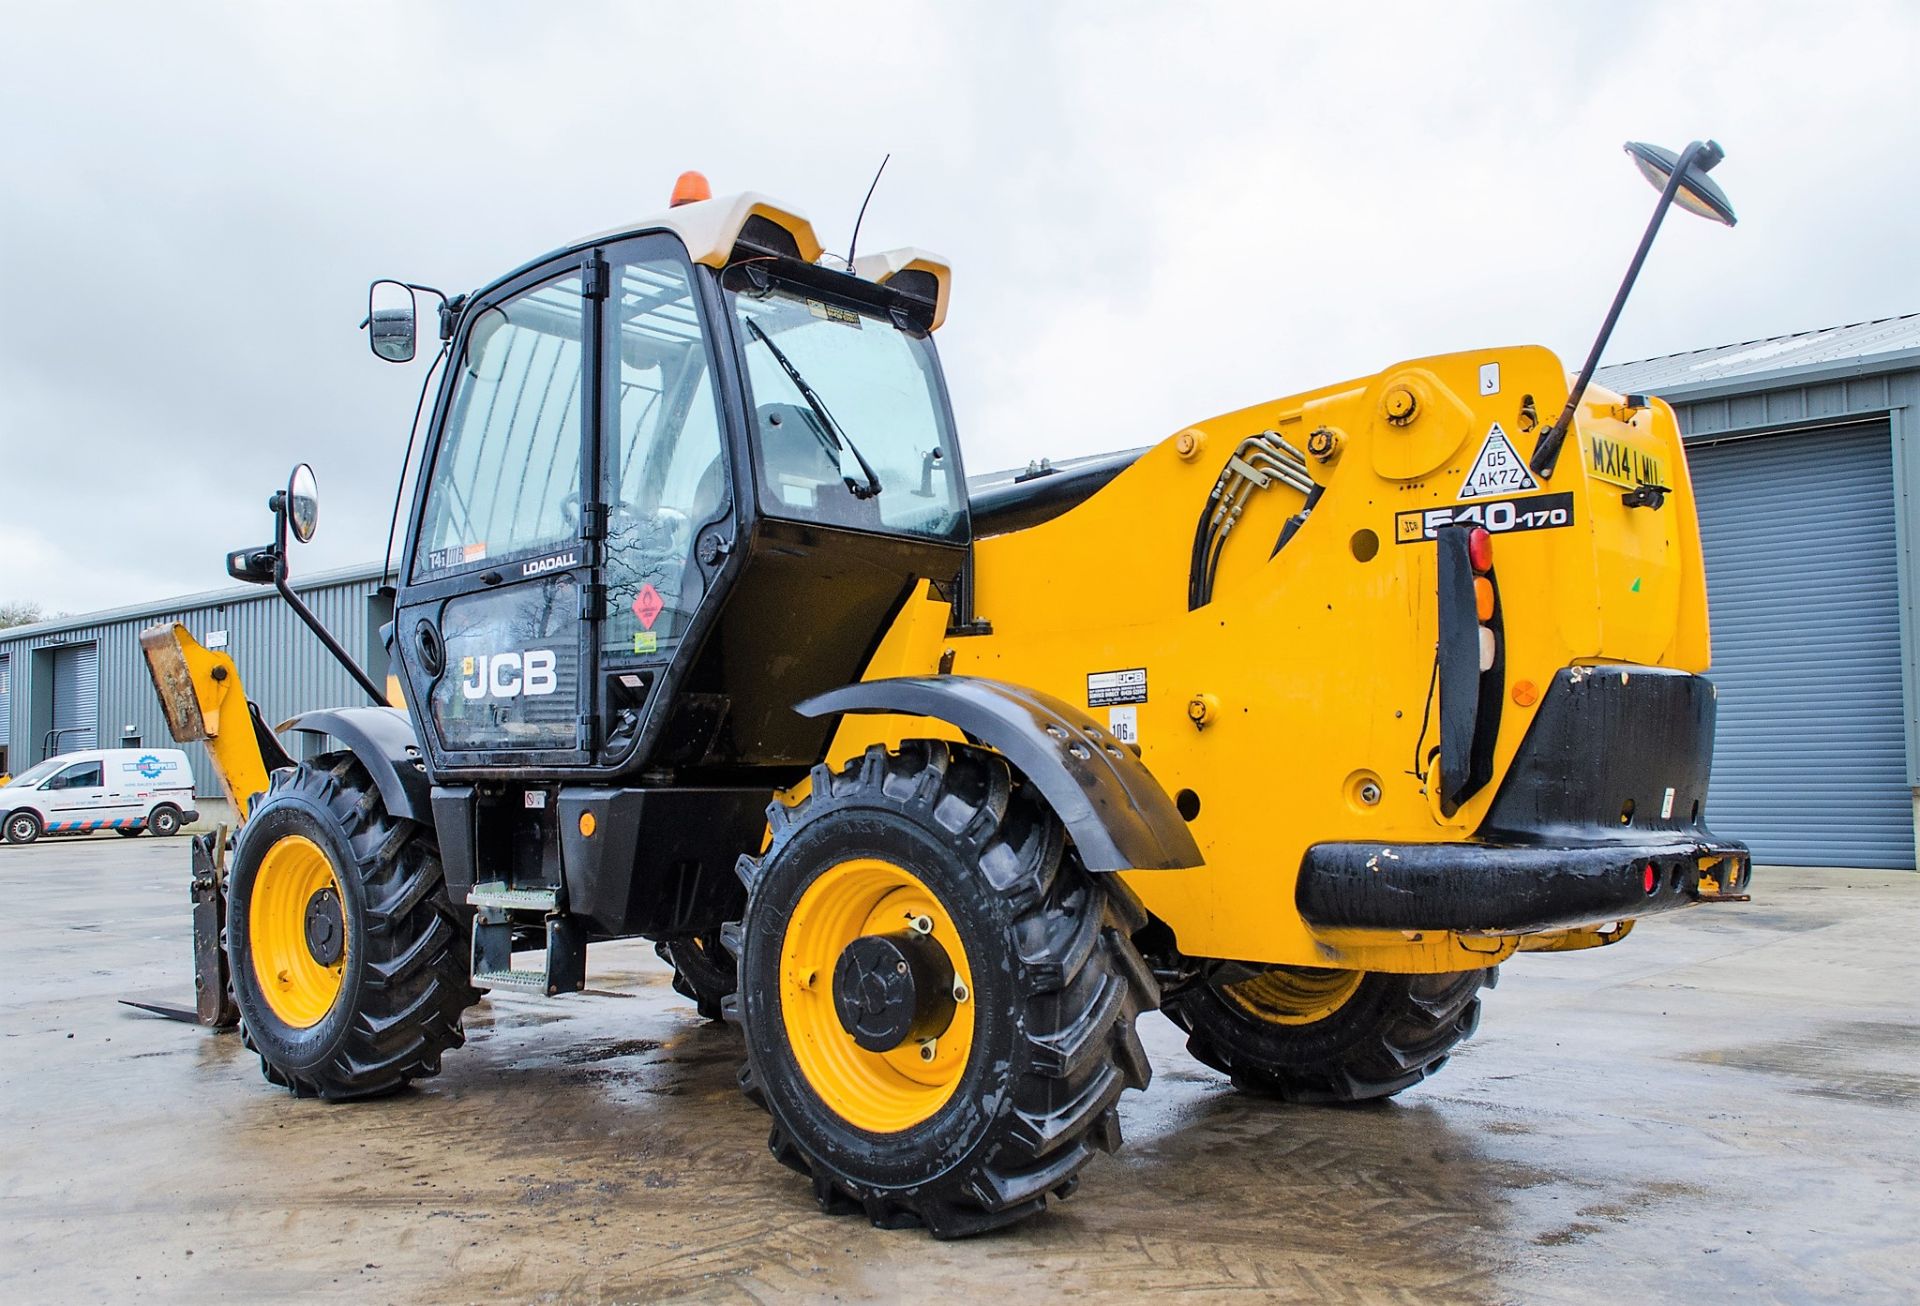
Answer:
[[1296, 837, 1750, 934]]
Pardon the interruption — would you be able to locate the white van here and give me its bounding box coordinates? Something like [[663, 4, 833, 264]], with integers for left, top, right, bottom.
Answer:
[[1, 748, 199, 844]]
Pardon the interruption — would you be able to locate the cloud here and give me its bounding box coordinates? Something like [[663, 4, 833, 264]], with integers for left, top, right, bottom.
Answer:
[[1, 1, 1914, 612]]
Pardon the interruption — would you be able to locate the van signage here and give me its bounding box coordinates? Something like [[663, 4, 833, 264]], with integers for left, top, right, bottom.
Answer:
[[123, 754, 180, 779]]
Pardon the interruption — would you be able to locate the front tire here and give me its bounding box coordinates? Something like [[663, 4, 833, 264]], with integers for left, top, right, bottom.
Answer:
[[1163, 963, 1493, 1103], [148, 804, 183, 837], [734, 741, 1156, 1239], [5, 810, 42, 844], [227, 754, 476, 1100]]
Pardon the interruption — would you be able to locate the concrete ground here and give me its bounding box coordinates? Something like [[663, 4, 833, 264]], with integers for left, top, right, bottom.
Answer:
[[1, 837, 1914, 1305]]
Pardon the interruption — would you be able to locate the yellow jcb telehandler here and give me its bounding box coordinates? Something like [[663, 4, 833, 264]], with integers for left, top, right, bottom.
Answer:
[[142, 143, 1748, 1237]]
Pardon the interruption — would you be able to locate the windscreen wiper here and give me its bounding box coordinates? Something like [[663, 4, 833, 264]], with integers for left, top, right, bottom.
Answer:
[[743, 317, 882, 499]]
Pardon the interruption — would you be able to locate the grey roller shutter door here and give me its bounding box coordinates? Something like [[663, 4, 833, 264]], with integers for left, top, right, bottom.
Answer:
[[1689, 421, 1914, 869], [51, 643, 98, 753]]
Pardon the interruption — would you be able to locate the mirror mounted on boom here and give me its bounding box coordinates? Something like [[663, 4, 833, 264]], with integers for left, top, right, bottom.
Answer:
[[1529, 138, 1738, 478], [223, 462, 388, 706]]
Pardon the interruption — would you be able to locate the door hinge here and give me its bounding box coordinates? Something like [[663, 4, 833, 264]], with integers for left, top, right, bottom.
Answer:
[[577, 713, 598, 751], [582, 256, 609, 301], [579, 501, 608, 540], [579, 582, 606, 619]]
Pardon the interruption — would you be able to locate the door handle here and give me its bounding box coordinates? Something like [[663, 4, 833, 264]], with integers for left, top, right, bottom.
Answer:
[[414, 618, 446, 676]]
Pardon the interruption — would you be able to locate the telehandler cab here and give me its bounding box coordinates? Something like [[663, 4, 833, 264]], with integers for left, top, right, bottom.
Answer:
[[143, 143, 1749, 1238]]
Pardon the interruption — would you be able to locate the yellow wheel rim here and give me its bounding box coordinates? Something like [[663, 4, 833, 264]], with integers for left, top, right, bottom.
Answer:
[[1220, 965, 1362, 1027], [249, 834, 348, 1029], [779, 857, 975, 1133]]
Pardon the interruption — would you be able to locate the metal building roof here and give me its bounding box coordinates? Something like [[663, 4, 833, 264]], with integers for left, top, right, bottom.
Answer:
[[0, 562, 388, 646], [1597, 314, 1920, 395]]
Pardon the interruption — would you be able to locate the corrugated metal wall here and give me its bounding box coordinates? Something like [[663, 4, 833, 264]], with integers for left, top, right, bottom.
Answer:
[[1689, 422, 1915, 868], [0, 568, 388, 796]]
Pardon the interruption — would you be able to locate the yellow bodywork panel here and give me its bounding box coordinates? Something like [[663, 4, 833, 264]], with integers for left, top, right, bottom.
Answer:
[[139, 622, 273, 823], [827, 345, 1709, 974]]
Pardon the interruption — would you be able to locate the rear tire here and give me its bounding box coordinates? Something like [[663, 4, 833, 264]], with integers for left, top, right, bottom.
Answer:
[[733, 741, 1156, 1239], [227, 754, 478, 1100], [656, 932, 736, 1022], [148, 805, 183, 837], [5, 811, 41, 845], [1163, 964, 1493, 1103]]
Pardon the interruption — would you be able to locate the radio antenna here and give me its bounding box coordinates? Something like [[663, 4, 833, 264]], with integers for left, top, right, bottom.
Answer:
[[846, 153, 891, 269]]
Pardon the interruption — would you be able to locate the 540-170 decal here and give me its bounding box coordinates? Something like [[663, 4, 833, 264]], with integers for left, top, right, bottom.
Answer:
[[1395, 492, 1574, 544]]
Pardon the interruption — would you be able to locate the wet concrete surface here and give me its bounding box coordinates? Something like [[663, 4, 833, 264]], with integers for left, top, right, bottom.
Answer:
[[1, 836, 1914, 1304]]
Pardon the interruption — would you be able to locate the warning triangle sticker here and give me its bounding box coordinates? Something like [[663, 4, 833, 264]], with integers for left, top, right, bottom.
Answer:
[[1457, 421, 1538, 500]]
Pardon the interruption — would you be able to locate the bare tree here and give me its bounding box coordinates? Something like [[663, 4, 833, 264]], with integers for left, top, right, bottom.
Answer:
[[0, 600, 46, 629]]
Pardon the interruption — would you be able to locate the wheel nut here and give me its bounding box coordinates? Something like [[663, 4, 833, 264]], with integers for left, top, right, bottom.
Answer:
[[908, 914, 933, 935], [919, 1041, 937, 1062], [952, 981, 970, 1004]]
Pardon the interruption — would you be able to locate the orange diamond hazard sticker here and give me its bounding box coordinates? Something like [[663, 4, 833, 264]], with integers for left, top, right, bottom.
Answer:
[[632, 584, 664, 630]]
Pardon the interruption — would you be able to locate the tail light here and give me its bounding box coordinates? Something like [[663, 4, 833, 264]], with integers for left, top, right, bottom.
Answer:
[[1470, 529, 1497, 672]]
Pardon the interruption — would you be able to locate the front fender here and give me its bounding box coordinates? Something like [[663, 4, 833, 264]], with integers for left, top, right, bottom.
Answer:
[[280, 706, 429, 826], [797, 676, 1203, 872]]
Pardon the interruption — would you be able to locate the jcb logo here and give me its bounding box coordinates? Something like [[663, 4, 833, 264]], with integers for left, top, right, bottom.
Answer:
[[461, 650, 559, 700]]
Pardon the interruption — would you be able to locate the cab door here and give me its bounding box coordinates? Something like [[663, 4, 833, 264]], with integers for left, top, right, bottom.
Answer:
[[40, 759, 106, 831], [396, 259, 602, 770]]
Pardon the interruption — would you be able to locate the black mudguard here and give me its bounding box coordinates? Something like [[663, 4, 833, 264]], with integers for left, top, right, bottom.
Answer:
[[282, 706, 430, 826], [796, 675, 1203, 872]]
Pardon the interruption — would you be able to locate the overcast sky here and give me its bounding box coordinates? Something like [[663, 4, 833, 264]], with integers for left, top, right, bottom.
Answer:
[[3, 2, 1916, 614]]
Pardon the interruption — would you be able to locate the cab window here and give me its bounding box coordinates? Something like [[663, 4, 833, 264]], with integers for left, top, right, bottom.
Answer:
[[600, 251, 728, 661], [414, 273, 587, 577], [46, 762, 101, 790], [729, 280, 963, 542]]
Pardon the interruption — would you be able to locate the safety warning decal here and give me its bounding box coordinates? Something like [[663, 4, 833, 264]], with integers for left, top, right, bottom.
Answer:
[[1087, 668, 1148, 708], [632, 583, 664, 630], [1457, 422, 1538, 500], [1396, 492, 1574, 543]]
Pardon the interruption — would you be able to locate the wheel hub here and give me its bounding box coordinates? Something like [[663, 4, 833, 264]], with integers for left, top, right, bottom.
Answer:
[[304, 887, 345, 966], [832, 930, 956, 1052]]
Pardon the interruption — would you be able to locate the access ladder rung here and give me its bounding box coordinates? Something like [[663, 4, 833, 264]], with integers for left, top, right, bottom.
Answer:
[[471, 968, 552, 992], [468, 882, 560, 912]]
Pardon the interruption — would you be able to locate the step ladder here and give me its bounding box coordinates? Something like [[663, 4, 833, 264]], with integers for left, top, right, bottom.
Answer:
[[467, 882, 586, 996]]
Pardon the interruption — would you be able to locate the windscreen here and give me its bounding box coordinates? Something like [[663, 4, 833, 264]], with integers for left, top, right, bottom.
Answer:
[[729, 282, 964, 541]]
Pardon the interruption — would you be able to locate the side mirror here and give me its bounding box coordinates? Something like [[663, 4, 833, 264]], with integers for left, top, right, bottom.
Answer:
[[368, 279, 417, 362], [286, 463, 320, 543]]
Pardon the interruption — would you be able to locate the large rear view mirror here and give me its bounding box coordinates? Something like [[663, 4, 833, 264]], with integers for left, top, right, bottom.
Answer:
[[367, 279, 417, 362], [286, 463, 319, 543]]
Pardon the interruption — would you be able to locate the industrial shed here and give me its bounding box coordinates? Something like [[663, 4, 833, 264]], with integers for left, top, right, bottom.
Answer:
[[0, 564, 392, 793], [1600, 314, 1920, 870]]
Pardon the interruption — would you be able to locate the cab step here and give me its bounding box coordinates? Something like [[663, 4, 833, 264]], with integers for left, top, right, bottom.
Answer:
[[467, 885, 584, 997], [467, 882, 561, 913]]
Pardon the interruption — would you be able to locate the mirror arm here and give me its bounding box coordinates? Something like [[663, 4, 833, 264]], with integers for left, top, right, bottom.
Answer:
[[1530, 140, 1705, 479], [266, 494, 389, 707]]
